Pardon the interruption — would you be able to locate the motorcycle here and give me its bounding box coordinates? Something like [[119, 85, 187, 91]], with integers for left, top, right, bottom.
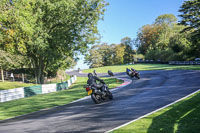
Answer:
[[84, 84, 113, 104], [127, 70, 140, 79], [108, 70, 114, 76]]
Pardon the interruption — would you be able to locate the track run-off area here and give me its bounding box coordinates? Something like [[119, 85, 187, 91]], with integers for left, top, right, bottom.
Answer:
[[0, 70, 200, 133]]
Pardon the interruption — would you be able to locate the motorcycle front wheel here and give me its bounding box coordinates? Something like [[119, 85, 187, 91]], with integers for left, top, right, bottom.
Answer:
[[135, 74, 140, 79], [91, 94, 102, 104]]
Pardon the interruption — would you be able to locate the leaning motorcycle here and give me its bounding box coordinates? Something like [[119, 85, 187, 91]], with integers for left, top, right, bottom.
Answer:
[[84, 84, 113, 104], [132, 71, 140, 79], [127, 71, 140, 79]]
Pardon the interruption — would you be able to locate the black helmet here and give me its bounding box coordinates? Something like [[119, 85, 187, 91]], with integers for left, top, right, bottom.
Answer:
[[88, 73, 93, 77]]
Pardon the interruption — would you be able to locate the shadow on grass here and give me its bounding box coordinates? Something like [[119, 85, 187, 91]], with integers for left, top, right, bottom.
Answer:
[[147, 92, 200, 133]]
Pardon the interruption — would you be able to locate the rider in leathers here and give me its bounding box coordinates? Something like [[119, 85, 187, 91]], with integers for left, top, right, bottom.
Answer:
[[87, 73, 106, 93]]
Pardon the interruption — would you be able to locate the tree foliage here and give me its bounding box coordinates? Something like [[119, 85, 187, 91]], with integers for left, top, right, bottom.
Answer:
[[179, 0, 200, 58], [135, 13, 194, 62], [121, 37, 134, 64], [84, 38, 139, 68], [0, 0, 107, 83]]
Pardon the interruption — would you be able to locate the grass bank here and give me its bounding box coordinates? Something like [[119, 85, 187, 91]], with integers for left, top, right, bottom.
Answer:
[[0, 82, 36, 90], [113, 91, 200, 133], [83, 64, 200, 73], [0, 77, 123, 120], [0, 75, 70, 90]]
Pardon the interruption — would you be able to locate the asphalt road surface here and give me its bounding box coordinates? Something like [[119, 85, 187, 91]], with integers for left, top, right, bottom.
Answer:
[[0, 70, 200, 133]]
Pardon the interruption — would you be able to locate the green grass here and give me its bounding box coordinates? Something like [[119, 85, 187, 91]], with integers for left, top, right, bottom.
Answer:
[[0, 75, 71, 90], [0, 77, 123, 120], [83, 64, 200, 73], [113, 91, 200, 133], [0, 81, 36, 90]]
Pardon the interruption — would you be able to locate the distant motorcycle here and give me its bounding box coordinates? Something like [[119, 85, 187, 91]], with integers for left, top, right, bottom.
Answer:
[[132, 71, 140, 79], [84, 84, 113, 104], [126, 69, 140, 79], [108, 70, 114, 76]]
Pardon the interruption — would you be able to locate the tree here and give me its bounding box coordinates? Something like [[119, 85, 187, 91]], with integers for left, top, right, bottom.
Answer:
[[0, 0, 107, 84], [154, 14, 177, 25], [154, 14, 178, 50], [121, 37, 134, 64], [113, 44, 125, 65], [179, 0, 200, 58], [135, 14, 185, 55], [84, 43, 115, 68], [0, 50, 24, 82], [136, 24, 162, 54], [84, 45, 104, 68]]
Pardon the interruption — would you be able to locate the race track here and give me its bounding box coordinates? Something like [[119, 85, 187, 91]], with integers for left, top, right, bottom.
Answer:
[[0, 70, 200, 133]]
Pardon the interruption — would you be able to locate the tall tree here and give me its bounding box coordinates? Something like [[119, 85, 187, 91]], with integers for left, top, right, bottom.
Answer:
[[154, 14, 177, 50], [113, 44, 125, 65], [84, 43, 115, 68], [0, 0, 107, 84], [179, 0, 200, 58], [121, 37, 134, 64], [84, 45, 104, 68], [135, 14, 179, 54], [154, 14, 177, 25], [136, 24, 162, 54]]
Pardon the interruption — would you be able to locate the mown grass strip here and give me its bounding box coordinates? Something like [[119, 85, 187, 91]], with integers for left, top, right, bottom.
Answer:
[[0, 75, 71, 90], [112, 91, 200, 133], [0, 81, 36, 90], [83, 64, 200, 73], [0, 77, 123, 120]]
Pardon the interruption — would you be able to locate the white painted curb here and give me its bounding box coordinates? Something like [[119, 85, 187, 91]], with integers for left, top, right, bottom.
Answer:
[[105, 89, 200, 133]]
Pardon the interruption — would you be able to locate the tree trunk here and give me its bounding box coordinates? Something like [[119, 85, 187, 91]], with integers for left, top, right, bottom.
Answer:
[[1, 68, 4, 82], [22, 73, 24, 82], [34, 57, 45, 84]]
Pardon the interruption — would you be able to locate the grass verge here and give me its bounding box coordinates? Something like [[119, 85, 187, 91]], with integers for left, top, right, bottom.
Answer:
[[0, 77, 123, 120], [0, 81, 36, 90], [0, 75, 70, 90], [112, 91, 200, 133], [83, 64, 200, 73]]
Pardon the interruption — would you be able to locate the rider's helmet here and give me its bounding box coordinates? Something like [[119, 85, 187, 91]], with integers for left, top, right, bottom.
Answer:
[[88, 73, 93, 78]]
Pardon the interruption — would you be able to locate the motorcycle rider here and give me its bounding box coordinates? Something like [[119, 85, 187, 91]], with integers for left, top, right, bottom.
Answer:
[[126, 68, 132, 75], [131, 68, 136, 72], [93, 70, 97, 76], [131, 68, 137, 75], [108, 70, 114, 76], [87, 73, 106, 94]]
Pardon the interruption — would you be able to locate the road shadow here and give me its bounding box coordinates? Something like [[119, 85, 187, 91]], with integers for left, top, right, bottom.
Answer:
[[147, 92, 200, 133]]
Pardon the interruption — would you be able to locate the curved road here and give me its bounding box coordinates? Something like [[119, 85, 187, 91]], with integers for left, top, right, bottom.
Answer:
[[0, 70, 200, 133]]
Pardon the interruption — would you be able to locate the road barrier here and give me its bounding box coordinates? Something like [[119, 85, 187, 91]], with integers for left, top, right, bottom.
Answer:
[[0, 75, 77, 103], [56, 82, 68, 91], [169, 61, 200, 65], [24, 85, 42, 97], [42, 84, 57, 94], [0, 87, 24, 102]]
